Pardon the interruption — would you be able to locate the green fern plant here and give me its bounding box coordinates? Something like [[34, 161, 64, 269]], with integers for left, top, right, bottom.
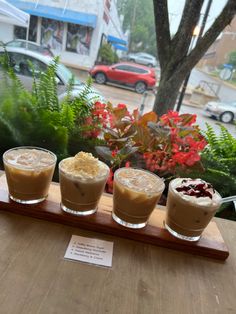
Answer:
[[204, 123, 236, 158], [0, 51, 101, 160], [0, 55, 68, 157], [70, 76, 94, 121], [192, 124, 236, 220], [30, 57, 60, 112]]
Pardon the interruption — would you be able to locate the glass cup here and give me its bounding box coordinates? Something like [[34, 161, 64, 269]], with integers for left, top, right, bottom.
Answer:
[[3, 146, 57, 204], [112, 167, 165, 229], [165, 178, 222, 241], [59, 157, 109, 216]]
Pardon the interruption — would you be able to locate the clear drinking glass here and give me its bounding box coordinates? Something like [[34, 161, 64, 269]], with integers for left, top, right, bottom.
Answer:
[[3, 146, 57, 204], [59, 157, 109, 216], [165, 178, 222, 241], [112, 167, 165, 229]]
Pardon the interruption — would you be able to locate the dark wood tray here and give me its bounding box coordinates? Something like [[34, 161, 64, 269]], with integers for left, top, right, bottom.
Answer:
[[0, 175, 229, 260]]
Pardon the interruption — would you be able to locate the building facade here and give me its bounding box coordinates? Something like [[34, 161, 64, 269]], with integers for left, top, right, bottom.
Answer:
[[198, 16, 236, 70], [0, 0, 127, 68]]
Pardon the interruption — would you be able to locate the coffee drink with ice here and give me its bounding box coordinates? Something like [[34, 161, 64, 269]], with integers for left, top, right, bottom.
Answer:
[[3, 147, 56, 204], [112, 168, 165, 229], [165, 178, 222, 241], [59, 152, 109, 216]]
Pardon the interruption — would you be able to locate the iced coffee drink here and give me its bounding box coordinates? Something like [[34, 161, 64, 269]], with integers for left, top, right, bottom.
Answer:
[[59, 152, 109, 216], [3, 147, 56, 204], [165, 178, 222, 241], [112, 168, 165, 229]]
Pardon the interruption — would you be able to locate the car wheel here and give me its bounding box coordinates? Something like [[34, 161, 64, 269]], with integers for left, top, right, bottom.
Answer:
[[147, 63, 153, 67], [130, 59, 135, 63], [95, 72, 106, 84], [219, 111, 234, 123], [135, 81, 147, 94]]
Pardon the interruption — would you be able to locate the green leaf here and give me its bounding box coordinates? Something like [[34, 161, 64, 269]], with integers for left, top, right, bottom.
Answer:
[[95, 146, 113, 161]]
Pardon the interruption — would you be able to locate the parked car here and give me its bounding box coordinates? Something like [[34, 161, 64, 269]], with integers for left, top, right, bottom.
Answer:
[[6, 39, 54, 57], [89, 62, 156, 94], [204, 100, 236, 123], [126, 52, 158, 67], [0, 47, 103, 103]]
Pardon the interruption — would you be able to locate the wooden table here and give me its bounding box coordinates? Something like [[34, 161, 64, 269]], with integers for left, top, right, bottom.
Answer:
[[0, 174, 236, 313]]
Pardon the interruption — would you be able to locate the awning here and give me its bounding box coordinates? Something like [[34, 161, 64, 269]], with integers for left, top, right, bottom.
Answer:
[[7, 0, 97, 28], [112, 43, 128, 51], [0, 0, 29, 26], [107, 35, 127, 46]]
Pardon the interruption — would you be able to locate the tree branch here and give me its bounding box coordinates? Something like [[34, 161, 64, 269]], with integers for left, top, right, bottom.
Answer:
[[171, 0, 204, 61], [153, 0, 171, 68], [175, 0, 236, 79]]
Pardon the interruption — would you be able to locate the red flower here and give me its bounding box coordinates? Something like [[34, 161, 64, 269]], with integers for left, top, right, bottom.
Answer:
[[125, 161, 131, 167], [117, 103, 127, 109], [111, 147, 118, 157], [160, 110, 181, 126], [172, 151, 200, 166]]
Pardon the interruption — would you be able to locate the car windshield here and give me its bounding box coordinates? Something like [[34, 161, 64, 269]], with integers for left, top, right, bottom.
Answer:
[[57, 63, 81, 85], [222, 101, 236, 107]]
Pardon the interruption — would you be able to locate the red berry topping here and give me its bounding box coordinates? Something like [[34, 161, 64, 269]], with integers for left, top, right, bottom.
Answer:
[[176, 179, 214, 199]]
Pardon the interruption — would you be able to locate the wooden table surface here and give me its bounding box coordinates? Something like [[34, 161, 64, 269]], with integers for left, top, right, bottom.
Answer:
[[0, 173, 236, 314]]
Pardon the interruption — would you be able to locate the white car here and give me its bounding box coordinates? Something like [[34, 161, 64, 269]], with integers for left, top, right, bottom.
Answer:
[[204, 101, 236, 123], [127, 52, 158, 68], [0, 47, 103, 103], [6, 39, 54, 57]]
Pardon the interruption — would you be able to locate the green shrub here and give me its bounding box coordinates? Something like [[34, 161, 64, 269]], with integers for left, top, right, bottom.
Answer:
[[98, 43, 118, 64]]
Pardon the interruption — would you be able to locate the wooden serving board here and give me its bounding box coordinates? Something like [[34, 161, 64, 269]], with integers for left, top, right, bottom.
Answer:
[[0, 175, 229, 260]]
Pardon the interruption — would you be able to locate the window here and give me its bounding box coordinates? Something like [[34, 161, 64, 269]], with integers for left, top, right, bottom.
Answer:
[[7, 52, 47, 77], [66, 23, 92, 55], [114, 65, 130, 71], [14, 16, 38, 42], [131, 67, 148, 74], [41, 18, 64, 53], [114, 65, 147, 73], [127, 66, 145, 73]]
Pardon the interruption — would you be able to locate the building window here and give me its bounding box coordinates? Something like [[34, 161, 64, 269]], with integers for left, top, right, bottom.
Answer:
[[41, 18, 64, 53], [66, 23, 92, 55], [14, 16, 38, 42]]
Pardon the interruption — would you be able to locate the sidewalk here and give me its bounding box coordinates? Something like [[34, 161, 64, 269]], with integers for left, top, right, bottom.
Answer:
[[196, 67, 236, 90]]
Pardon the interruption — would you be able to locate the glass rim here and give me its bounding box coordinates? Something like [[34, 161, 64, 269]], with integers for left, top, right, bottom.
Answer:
[[3, 146, 57, 170], [114, 167, 165, 194]]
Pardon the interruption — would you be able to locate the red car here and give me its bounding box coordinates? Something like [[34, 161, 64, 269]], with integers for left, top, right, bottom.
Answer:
[[89, 62, 156, 94]]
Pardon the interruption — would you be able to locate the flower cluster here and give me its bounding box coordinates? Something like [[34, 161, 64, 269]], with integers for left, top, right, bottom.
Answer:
[[81, 102, 111, 138], [81, 103, 207, 191], [143, 111, 207, 173]]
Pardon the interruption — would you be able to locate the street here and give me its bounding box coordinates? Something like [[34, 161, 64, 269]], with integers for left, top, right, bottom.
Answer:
[[71, 67, 236, 137]]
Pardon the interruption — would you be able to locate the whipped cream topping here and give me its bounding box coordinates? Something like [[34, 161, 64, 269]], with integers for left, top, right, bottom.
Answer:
[[171, 178, 221, 207], [116, 168, 165, 195], [60, 152, 109, 180], [4, 148, 55, 169]]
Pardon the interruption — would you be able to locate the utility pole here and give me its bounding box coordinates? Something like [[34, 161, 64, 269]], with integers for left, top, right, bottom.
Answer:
[[176, 0, 213, 112]]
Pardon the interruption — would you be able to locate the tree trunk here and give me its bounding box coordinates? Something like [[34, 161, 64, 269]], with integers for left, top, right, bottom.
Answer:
[[153, 75, 184, 116], [152, 0, 236, 116]]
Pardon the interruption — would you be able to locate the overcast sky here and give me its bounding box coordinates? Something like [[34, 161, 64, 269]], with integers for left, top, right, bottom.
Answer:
[[168, 0, 228, 34]]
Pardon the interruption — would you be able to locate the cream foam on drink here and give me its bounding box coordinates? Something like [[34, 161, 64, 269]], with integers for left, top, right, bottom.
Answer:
[[5, 148, 55, 169], [117, 168, 164, 194], [171, 178, 221, 206], [60, 152, 109, 181]]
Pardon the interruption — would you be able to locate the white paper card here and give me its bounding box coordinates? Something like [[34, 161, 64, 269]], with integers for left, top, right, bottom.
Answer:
[[64, 235, 113, 267]]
